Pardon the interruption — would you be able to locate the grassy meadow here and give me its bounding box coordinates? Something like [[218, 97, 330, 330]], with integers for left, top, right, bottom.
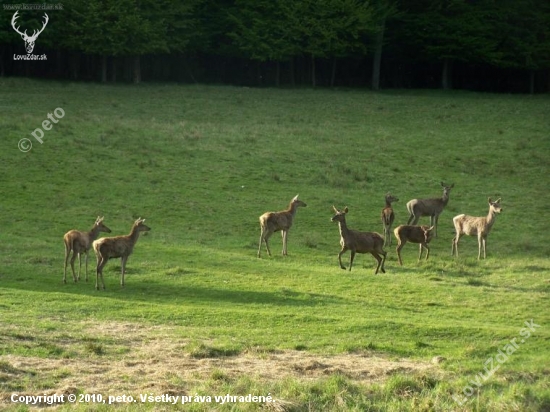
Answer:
[[0, 78, 549, 411]]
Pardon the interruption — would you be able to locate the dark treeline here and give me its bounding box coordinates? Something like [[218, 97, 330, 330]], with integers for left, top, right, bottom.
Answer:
[[1, 0, 549, 93]]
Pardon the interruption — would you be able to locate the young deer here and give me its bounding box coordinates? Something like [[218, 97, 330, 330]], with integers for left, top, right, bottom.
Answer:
[[63, 216, 111, 284], [92, 217, 151, 290], [393, 225, 435, 266], [406, 182, 454, 237], [381, 193, 399, 246], [257, 195, 307, 258], [451, 198, 502, 260], [331, 206, 387, 274]]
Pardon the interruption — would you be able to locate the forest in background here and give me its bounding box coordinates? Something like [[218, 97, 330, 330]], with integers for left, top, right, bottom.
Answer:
[[1, 0, 549, 93]]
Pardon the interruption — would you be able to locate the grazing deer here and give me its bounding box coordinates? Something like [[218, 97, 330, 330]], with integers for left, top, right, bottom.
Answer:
[[331, 206, 387, 274], [394, 225, 435, 266], [257, 195, 307, 258], [381, 193, 399, 246], [406, 182, 454, 237], [451, 198, 502, 260], [92, 217, 151, 290], [63, 216, 111, 284]]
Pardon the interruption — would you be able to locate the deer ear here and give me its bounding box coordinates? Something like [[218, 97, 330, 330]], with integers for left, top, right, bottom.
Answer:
[[428, 226, 434, 231], [495, 198, 501, 203], [344, 207, 349, 213], [332, 205, 338, 213]]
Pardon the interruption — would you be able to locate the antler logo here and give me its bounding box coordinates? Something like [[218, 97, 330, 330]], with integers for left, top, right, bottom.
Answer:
[[11, 11, 49, 54]]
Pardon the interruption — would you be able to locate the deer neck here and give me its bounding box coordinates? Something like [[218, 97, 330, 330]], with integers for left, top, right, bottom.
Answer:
[[287, 202, 300, 217], [88, 225, 102, 242], [337, 219, 350, 238], [441, 192, 450, 206], [128, 226, 142, 244], [486, 208, 498, 228]]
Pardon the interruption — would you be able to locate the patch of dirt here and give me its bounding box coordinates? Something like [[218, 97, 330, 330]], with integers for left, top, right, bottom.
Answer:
[[0, 321, 437, 401]]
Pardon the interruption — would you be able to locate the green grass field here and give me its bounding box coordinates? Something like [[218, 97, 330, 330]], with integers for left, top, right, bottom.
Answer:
[[0, 78, 549, 411]]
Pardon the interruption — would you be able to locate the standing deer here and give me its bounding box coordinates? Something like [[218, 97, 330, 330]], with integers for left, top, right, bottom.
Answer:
[[451, 198, 502, 259], [11, 11, 49, 54], [63, 216, 111, 284], [331, 206, 387, 274], [257, 195, 307, 258], [381, 193, 399, 246], [92, 217, 151, 290], [393, 225, 435, 266], [406, 182, 454, 237]]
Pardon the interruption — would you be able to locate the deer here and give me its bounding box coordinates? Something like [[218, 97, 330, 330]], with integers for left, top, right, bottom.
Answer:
[[451, 198, 502, 260], [381, 193, 399, 246], [63, 216, 111, 284], [257, 195, 307, 258], [92, 217, 151, 290], [393, 225, 435, 266], [331, 206, 387, 274], [406, 182, 454, 238], [11, 11, 49, 54]]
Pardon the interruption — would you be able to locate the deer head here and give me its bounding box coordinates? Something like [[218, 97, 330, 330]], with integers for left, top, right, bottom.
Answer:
[[11, 11, 49, 54], [488, 198, 503, 214], [422, 225, 435, 243]]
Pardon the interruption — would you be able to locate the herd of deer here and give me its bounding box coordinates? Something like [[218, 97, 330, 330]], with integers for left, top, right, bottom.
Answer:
[[62, 183, 502, 289], [257, 184, 503, 274]]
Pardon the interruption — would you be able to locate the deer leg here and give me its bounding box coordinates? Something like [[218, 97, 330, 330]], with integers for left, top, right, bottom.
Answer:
[[96, 257, 106, 290], [348, 250, 356, 271], [281, 230, 287, 256], [77, 252, 82, 281], [452, 234, 461, 257], [380, 250, 386, 273], [69, 252, 78, 283], [371, 252, 382, 274], [396, 241, 405, 266], [407, 214, 415, 225], [424, 244, 430, 261], [84, 251, 89, 282], [418, 243, 424, 261], [433, 214, 439, 237], [477, 234, 482, 260], [63, 247, 70, 284], [121, 256, 128, 287], [338, 248, 348, 270], [263, 230, 273, 257], [482, 236, 487, 259]]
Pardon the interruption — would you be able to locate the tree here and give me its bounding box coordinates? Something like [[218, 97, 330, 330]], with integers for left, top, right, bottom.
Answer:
[[396, 0, 502, 89]]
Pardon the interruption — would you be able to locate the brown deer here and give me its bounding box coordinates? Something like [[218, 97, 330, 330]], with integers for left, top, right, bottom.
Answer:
[[451, 198, 502, 259], [257, 195, 307, 258], [331, 206, 387, 274], [63, 216, 111, 284], [406, 182, 454, 237], [394, 225, 435, 266], [92, 217, 151, 290], [381, 193, 399, 246]]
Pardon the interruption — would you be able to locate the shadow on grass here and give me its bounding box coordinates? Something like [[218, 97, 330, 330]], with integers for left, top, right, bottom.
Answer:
[[3, 277, 345, 308]]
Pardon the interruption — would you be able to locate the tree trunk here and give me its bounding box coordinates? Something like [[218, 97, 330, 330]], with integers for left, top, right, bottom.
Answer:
[[275, 61, 280, 87], [101, 55, 107, 83], [330, 58, 337, 87], [111, 57, 117, 82], [372, 16, 386, 90], [311, 54, 316, 87], [441, 58, 453, 90], [529, 70, 535, 94], [133, 55, 141, 84], [290, 58, 295, 87]]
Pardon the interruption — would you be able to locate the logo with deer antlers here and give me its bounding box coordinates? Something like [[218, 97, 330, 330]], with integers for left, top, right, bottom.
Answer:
[[11, 11, 49, 54]]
